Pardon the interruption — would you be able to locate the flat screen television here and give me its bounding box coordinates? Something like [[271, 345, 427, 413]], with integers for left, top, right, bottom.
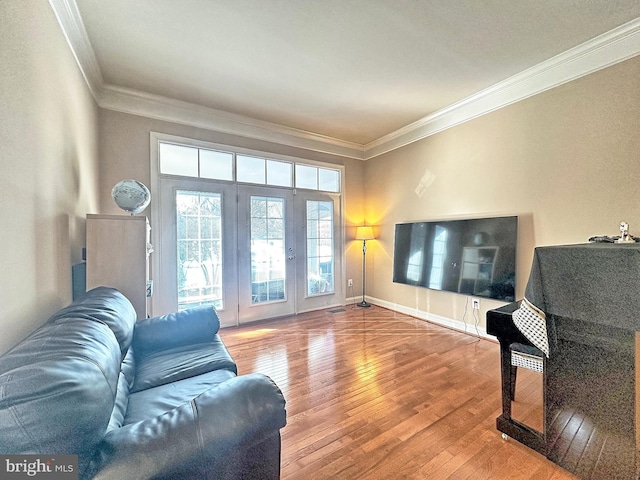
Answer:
[[393, 216, 517, 301]]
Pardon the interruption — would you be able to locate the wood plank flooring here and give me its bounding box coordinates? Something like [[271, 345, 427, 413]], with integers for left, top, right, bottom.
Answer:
[[219, 304, 577, 480]]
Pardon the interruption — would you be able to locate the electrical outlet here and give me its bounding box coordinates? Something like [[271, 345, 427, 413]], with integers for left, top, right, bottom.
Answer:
[[348, 279, 353, 287], [472, 298, 480, 310]]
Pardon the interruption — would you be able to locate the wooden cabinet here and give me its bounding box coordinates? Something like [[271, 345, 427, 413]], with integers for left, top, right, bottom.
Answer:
[[86, 214, 150, 319]]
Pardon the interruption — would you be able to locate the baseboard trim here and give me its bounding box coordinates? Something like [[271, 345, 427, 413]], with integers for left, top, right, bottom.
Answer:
[[347, 295, 495, 341]]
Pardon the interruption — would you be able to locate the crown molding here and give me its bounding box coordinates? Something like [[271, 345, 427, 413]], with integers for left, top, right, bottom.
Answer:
[[98, 84, 366, 160], [48, 0, 103, 100], [364, 17, 640, 159], [49, 0, 640, 161]]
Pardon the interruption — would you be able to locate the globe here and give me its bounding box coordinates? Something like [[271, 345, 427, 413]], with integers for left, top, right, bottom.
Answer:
[[111, 180, 151, 214]]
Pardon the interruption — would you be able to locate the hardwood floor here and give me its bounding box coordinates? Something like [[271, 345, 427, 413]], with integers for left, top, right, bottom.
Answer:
[[219, 304, 577, 479]]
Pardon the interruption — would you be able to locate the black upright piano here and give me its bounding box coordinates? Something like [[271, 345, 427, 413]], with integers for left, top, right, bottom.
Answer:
[[487, 243, 640, 480]]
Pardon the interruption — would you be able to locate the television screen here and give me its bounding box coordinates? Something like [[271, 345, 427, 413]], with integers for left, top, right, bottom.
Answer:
[[393, 216, 517, 301]]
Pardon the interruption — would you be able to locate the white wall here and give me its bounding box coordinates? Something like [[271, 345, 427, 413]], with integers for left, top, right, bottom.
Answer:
[[364, 56, 640, 332], [0, 1, 99, 353]]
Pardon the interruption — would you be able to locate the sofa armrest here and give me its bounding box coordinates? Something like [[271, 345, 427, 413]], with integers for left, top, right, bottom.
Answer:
[[132, 305, 220, 354], [90, 373, 286, 480]]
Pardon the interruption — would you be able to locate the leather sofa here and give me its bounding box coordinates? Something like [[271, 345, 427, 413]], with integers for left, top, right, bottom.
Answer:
[[0, 287, 287, 479]]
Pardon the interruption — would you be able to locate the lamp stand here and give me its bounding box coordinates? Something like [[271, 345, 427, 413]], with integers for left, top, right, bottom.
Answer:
[[357, 239, 371, 308]]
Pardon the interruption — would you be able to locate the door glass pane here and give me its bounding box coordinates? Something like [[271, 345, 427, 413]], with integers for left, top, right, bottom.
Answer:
[[176, 191, 223, 310], [306, 201, 334, 295], [251, 196, 286, 304]]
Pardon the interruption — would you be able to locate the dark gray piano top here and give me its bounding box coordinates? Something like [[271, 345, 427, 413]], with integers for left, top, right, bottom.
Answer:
[[526, 242, 640, 332]]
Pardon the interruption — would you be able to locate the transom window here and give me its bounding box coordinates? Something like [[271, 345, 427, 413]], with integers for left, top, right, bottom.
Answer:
[[159, 141, 340, 193]]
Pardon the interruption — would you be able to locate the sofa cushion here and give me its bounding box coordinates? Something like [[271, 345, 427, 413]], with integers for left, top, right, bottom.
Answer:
[[131, 336, 237, 393], [132, 305, 220, 355], [107, 349, 136, 432], [124, 369, 235, 424]]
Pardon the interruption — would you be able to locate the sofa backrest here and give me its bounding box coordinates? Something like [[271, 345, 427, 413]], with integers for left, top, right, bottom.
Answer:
[[0, 287, 137, 477], [47, 287, 137, 355]]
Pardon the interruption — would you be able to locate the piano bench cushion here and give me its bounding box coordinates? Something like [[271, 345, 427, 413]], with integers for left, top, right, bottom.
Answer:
[[510, 342, 544, 372], [510, 342, 544, 356]]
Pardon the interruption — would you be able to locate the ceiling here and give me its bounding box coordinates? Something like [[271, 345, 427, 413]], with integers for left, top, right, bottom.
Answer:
[[70, 0, 640, 154]]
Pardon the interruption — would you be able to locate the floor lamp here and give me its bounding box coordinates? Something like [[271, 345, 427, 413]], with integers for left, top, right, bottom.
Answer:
[[356, 226, 375, 308]]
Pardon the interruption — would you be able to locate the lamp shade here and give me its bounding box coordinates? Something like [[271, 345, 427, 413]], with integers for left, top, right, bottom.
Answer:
[[355, 226, 375, 240]]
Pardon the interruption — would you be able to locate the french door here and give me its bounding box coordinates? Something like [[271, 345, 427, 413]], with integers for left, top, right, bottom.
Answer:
[[153, 178, 239, 327], [152, 179, 343, 326], [294, 189, 343, 313], [237, 185, 295, 323]]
